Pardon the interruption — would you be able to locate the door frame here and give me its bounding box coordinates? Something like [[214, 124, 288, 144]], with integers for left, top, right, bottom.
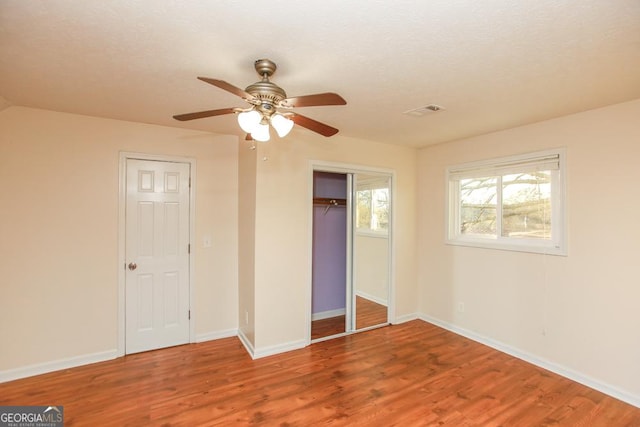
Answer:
[[117, 152, 197, 356], [307, 160, 395, 345]]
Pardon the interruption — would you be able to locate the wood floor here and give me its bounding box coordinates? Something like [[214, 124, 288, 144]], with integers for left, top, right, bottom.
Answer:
[[1, 320, 639, 426], [311, 296, 388, 340]]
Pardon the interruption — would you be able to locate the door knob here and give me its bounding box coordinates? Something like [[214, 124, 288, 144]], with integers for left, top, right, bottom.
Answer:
[[128, 262, 137, 271]]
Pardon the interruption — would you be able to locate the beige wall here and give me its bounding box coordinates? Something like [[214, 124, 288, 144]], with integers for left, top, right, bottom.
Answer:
[[0, 106, 239, 372], [418, 99, 640, 401], [249, 132, 418, 351]]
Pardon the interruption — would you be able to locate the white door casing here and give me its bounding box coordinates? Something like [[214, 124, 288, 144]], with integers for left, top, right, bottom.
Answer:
[[124, 158, 191, 354]]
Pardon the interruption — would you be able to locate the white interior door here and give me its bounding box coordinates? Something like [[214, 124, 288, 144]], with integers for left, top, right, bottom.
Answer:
[[125, 159, 191, 354]]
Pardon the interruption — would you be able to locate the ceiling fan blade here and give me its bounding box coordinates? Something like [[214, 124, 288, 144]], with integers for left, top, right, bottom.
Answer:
[[173, 107, 237, 121], [280, 92, 346, 108], [197, 77, 253, 100], [290, 113, 339, 137]]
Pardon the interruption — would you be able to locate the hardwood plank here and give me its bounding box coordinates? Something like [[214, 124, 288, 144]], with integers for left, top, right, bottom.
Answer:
[[1, 321, 638, 426]]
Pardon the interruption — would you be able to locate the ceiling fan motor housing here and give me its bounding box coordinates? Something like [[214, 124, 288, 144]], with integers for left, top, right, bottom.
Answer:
[[245, 81, 287, 113], [245, 59, 287, 116]]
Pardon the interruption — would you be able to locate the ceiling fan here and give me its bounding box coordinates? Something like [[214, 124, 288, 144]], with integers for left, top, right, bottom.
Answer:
[[173, 58, 346, 142]]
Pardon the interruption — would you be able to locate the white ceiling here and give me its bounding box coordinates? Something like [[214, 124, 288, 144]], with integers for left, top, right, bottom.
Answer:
[[1, 1, 639, 148]]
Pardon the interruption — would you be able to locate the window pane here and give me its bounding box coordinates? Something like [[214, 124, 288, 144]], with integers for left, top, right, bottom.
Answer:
[[371, 188, 389, 231], [460, 177, 497, 236], [356, 190, 371, 229], [501, 171, 551, 239]]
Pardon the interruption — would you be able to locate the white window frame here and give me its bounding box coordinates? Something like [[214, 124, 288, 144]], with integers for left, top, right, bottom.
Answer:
[[446, 148, 567, 256]]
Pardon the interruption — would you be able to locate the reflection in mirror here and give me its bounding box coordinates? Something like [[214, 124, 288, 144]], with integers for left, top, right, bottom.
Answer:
[[354, 173, 390, 330]]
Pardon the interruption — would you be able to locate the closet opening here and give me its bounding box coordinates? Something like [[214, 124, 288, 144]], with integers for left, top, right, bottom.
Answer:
[[310, 167, 392, 343]]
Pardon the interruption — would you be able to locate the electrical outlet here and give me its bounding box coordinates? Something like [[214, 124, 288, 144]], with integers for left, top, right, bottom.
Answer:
[[457, 302, 465, 313]]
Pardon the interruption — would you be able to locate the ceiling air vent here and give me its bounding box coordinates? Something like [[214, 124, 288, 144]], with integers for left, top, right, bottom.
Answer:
[[403, 104, 446, 117]]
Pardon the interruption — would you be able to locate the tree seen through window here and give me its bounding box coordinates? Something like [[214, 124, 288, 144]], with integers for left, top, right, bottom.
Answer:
[[460, 172, 551, 239]]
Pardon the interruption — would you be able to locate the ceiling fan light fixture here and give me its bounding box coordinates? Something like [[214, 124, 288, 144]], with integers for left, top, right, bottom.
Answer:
[[237, 109, 262, 133], [271, 113, 294, 138], [251, 122, 270, 142]]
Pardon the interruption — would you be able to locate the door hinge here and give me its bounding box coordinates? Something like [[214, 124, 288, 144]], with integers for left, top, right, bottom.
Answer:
[[188, 310, 191, 320], [188, 243, 191, 254], [189, 177, 191, 188]]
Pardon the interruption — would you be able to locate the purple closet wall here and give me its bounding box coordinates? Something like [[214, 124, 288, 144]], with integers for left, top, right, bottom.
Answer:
[[312, 172, 347, 314]]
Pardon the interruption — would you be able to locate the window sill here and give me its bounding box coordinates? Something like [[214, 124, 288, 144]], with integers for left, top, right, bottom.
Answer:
[[446, 237, 567, 256]]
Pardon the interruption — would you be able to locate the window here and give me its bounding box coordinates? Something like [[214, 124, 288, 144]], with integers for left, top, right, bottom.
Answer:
[[446, 149, 566, 255], [356, 177, 389, 236]]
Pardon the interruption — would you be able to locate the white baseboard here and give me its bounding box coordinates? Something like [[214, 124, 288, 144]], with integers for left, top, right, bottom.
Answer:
[[392, 312, 419, 325], [418, 313, 640, 409], [355, 291, 388, 306], [253, 338, 307, 359], [195, 328, 238, 343], [237, 328, 255, 358], [238, 328, 308, 360], [312, 308, 345, 321], [0, 349, 118, 383]]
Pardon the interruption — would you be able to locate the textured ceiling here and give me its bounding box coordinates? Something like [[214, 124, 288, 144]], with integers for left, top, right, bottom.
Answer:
[[1, 1, 639, 148]]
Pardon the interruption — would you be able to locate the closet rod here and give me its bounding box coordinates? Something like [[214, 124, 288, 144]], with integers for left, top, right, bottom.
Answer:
[[313, 197, 347, 206]]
